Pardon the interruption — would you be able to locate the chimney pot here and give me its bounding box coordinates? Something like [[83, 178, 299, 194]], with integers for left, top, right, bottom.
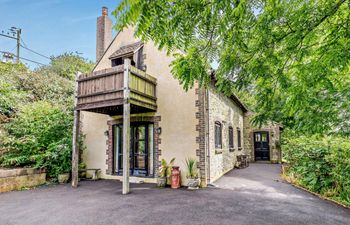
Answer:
[[102, 7, 108, 16]]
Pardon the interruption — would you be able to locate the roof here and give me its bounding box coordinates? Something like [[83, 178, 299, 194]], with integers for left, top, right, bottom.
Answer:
[[109, 41, 143, 59], [229, 94, 249, 113]]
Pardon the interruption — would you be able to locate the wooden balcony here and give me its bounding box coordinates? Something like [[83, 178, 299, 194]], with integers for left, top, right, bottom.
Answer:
[[76, 64, 157, 115]]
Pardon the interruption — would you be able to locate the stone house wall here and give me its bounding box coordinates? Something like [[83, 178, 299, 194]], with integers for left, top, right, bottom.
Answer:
[[207, 85, 245, 182], [243, 112, 282, 163]]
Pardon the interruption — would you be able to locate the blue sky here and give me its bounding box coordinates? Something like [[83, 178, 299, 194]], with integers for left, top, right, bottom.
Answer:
[[0, 0, 121, 68]]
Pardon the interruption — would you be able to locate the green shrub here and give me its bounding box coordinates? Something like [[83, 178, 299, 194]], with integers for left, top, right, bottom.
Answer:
[[0, 101, 73, 180], [283, 134, 350, 205]]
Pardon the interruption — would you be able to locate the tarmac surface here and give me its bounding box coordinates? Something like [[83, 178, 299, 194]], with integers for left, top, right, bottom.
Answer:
[[0, 163, 349, 225]]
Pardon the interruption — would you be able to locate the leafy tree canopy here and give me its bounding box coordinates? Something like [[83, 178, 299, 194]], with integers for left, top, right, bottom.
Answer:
[[0, 53, 93, 119], [113, 0, 350, 135], [0, 52, 92, 178], [37, 52, 94, 80]]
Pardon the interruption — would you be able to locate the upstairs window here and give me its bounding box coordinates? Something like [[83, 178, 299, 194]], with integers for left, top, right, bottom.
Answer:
[[237, 128, 242, 149], [215, 122, 222, 149], [111, 55, 135, 67], [111, 57, 123, 67], [229, 126, 234, 151]]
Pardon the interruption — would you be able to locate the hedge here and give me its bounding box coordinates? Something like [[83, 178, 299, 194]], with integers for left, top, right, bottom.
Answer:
[[283, 135, 350, 206]]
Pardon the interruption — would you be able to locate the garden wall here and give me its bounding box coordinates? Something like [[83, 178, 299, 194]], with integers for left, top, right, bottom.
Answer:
[[0, 168, 46, 193]]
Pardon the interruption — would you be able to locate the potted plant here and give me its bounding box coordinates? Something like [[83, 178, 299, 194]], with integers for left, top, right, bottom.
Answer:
[[186, 158, 200, 189], [158, 158, 175, 187], [79, 162, 87, 179], [58, 172, 70, 184]]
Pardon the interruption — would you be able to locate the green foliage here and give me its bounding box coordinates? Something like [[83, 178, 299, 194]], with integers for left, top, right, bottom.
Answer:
[[113, 0, 350, 135], [0, 101, 73, 179], [283, 132, 350, 205], [159, 158, 175, 178], [0, 63, 30, 118], [39, 52, 93, 80], [185, 158, 198, 179], [0, 53, 92, 181], [0, 79, 28, 118]]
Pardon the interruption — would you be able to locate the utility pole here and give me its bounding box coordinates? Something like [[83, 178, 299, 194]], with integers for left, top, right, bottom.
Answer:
[[0, 27, 22, 63], [16, 28, 21, 63]]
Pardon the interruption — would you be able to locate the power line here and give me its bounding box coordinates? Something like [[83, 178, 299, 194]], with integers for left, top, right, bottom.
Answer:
[[1, 27, 50, 64], [0, 32, 16, 40], [19, 55, 46, 66], [20, 38, 27, 48], [0, 50, 46, 66], [20, 44, 50, 60]]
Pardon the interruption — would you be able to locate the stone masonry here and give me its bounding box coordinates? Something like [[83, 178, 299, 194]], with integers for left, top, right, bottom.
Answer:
[[207, 86, 245, 182], [243, 112, 282, 163]]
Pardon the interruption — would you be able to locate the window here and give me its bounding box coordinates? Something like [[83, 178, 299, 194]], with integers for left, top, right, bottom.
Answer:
[[215, 122, 222, 149], [114, 123, 154, 177], [111, 55, 136, 67], [237, 128, 242, 149], [229, 126, 234, 151], [136, 46, 145, 70]]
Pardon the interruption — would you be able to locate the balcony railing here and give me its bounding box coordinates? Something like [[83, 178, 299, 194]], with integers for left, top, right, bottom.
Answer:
[[76, 64, 157, 115]]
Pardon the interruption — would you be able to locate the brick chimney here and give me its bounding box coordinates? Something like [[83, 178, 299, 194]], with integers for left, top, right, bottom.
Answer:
[[96, 6, 112, 62]]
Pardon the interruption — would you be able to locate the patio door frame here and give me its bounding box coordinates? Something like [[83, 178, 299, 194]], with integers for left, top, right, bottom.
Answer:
[[113, 122, 153, 177]]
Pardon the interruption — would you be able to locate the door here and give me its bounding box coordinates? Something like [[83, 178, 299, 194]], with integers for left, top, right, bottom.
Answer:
[[131, 124, 148, 176], [254, 131, 270, 161], [114, 123, 153, 176]]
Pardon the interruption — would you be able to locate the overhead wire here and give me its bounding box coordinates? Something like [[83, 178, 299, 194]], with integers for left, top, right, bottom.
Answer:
[[0, 50, 46, 66], [20, 44, 51, 60]]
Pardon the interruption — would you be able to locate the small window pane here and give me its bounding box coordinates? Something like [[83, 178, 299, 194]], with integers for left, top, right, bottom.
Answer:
[[136, 126, 146, 140], [255, 133, 261, 142], [237, 128, 242, 148], [148, 124, 154, 176], [262, 133, 267, 142], [229, 127, 234, 149], [215, 122, 222, 148]]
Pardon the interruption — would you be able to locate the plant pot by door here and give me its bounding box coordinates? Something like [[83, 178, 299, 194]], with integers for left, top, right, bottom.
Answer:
[[187, 178, 200, 190], [157, 177, 167, 188], [58, 173, 70, 184]]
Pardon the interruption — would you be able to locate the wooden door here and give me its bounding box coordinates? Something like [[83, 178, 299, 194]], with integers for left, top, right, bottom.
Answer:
[[254, 131, 270, 161]]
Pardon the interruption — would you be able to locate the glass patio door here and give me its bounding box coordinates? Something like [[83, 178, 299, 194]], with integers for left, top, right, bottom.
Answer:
[[114, 123, 153, 176]]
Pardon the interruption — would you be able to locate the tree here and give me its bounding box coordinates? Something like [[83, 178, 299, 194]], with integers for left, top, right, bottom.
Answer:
[[0, 53, 92, 179], [37, 52, 94, 80], [113, 0, 350, 135]]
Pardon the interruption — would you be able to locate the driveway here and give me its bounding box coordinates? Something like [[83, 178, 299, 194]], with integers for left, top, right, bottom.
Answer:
[[0, 164, 349, 225]]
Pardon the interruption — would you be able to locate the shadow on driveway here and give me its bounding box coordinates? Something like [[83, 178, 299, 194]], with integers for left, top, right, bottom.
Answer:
[[0, 164, 349, 225]]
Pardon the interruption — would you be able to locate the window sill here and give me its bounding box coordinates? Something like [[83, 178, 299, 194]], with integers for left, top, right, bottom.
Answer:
[[229, 148, 235, 152], [238, 147, 242, 151], [215, 149, 223, 154]]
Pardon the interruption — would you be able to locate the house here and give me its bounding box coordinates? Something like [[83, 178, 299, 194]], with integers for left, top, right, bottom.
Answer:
[[72, 7, 282, 190]]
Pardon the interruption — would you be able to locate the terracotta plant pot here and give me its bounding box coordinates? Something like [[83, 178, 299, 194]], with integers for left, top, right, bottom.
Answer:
[[58, 173, 70, 184], [157, 177, 167, 188], [187, 178, 200, 190]]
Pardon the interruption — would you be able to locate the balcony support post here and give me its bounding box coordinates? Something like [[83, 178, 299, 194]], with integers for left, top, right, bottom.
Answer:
[[72, 72, 82, 188], [122, 59, 131, 195]]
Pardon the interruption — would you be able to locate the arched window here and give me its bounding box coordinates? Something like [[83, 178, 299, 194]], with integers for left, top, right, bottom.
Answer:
[[215, 121, 222, 148]]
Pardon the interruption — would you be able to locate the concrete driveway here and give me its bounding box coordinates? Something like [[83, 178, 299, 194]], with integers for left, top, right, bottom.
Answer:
[[0, 164, 349, 225]]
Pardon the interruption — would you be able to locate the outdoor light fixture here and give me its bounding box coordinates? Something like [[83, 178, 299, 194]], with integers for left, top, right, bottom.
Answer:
[[156, 127, 162, 134], [104, 130, 109, 136]]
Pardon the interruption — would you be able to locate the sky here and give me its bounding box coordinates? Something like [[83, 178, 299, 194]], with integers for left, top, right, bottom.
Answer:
[[0, 0, 122, 68]]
